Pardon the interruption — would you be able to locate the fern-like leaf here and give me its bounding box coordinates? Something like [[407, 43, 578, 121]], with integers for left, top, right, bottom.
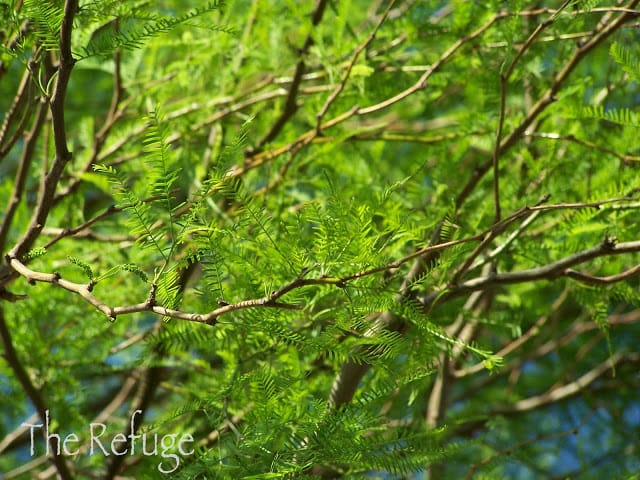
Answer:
[[610, 42, 640, 82], [24, 0, 63, 52], [580, 106, 639, 127], [77, 2, 231, 59], [93, 164, 166, 259]]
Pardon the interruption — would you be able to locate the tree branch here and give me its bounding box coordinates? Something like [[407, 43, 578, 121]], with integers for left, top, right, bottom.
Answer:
[[0, 100, 47, 253], [455, 0, 639, 211], [8, 0, 79, 261]]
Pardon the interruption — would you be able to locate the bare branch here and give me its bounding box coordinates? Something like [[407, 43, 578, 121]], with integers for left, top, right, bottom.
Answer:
[[0, 67, 34, 160]]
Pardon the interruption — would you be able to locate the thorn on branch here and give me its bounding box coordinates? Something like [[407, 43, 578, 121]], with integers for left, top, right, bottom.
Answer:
[[145, 284, 157, 307], [535, 193, 551, 206], [602, 236, 617, 250], [87, 280, 96, 292], [52, 271, 61, 281]]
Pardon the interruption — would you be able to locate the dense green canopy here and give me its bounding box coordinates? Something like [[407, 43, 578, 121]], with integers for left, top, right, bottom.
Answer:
[[1, 1, 639, 478]]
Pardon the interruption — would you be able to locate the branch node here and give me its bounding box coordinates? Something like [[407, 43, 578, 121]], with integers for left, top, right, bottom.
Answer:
[[52, 271, 61, 281], [87, 280, 96, 292]]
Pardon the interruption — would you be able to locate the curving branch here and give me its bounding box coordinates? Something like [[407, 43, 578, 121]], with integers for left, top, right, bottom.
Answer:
[[0, 68, 35, 160]]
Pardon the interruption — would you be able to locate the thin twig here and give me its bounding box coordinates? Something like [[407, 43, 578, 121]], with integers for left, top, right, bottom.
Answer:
[[0, 101, 47, 253], [254, 0, 330, 150], [525, 131, 640, 164], [493, 2, 571, 223], [315, 0, 396, 130], [0, 68, 34, 159]]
